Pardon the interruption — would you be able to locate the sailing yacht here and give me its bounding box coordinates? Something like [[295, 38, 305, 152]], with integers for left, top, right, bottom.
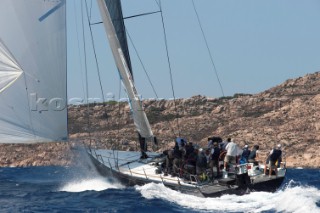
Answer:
[[0, 0, 286, 198], [88, 0, 287, 197]]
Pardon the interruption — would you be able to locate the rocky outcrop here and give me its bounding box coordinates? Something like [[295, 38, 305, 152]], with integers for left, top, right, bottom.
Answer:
[[1, 72, 320, 168]]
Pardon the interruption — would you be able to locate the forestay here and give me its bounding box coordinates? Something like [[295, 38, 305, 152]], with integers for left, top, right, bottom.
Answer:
[[0, 0, 67, 143], [97, 0, 155, 142]]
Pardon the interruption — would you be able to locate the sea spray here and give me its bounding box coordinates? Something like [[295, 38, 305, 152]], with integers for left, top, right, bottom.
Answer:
[[59, 177, 124, 192], [0, 167, 318, 212], [136, 182, 320, 212]]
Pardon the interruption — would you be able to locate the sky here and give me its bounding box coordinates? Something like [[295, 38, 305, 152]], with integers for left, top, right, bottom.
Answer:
[[67, 0, 320, 103]]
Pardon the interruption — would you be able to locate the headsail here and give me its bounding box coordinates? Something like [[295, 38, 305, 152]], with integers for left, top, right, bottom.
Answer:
[[103, 0, 133, 76], [97, 0, 155, 142], [0, 0, 67, 143]]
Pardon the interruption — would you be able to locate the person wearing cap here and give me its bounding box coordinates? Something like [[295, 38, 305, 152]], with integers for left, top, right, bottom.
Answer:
[[264, 144, 282, 177], [175, 137, 186, 147]]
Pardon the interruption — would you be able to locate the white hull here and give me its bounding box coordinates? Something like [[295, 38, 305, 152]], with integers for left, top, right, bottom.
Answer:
[[87, 149, 287, 197], [89, 149, 201, 188]]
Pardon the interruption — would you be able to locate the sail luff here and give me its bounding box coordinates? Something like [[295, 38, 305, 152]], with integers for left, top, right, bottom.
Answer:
[[96, 0, 154, 140], [103, 0, 133, 76]]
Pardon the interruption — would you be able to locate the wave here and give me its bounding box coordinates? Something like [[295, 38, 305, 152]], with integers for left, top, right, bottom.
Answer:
[[136, 182, 320, 213], [59, 177, 124, 192]]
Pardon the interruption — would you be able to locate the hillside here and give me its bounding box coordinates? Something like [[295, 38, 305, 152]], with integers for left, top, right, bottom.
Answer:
[[1, 72, 320, 168]]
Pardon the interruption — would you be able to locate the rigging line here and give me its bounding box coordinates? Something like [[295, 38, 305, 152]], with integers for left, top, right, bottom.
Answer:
[[116, 79, 122, 151], [85, 0, 111, 148], [84, 0, 108, 110], [73, 1, 86, 100], [191, 0, 225, 97], [123, 11, 161, 20], [89, 0, 93, 21], [90, 21, 102, 25], [126, 31, 159, 98], [81, 0, 92, 146], [151, 0, 178, 138], [15, 75, 36, 140], [90, 12, 161, 24], [158, 0, 181, 137], [145, 0, 179, 139], [153, 0, 160, 8]]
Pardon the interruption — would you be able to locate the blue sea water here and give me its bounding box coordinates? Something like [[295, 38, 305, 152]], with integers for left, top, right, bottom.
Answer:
[[0, 165, 319, 213]]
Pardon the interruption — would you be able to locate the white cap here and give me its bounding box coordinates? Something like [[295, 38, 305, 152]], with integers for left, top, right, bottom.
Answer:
[[277, 144, 282, 148], [244, 145, 248, 148]]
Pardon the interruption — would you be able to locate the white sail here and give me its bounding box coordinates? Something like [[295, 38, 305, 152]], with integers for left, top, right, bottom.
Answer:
[[97, 0, 154, 141], [0, 40, 23, 93], [0, 0, 67, 143]]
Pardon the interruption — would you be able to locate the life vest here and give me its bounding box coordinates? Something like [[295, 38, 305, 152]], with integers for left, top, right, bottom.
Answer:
[[248, 149, 257, 160], [185, 145, 194, 157], [269, 149, 282, 161], [197, 154, 207, 168], [242, 148, 251, 159], [173, 146, 182, 159], [168, 150, 174, 159], [211, 147, 220, 161], [186, 152, 197, 166]]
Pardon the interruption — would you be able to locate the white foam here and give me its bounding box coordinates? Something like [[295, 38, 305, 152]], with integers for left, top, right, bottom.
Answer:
[[136, 183, 320, 212], [59, 178, 124, 192]]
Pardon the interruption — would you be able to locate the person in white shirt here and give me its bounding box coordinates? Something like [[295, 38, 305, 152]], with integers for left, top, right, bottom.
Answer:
[[223, 139, 239, 170]]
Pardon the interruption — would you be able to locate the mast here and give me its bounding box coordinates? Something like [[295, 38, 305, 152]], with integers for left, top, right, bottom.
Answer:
[[96, 0, 156, 143]]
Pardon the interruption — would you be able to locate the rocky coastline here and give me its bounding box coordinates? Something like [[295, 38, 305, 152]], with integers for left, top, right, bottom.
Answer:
[[1, 72, 320, 168]]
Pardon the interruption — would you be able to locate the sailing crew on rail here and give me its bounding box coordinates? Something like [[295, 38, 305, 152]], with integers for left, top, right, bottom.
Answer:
[[241, 144, 251, 163], [196, 148, 208, 179], [220, 137, 231, 152], [209, 142, 221, 178], [138, 133, 148, 159], [264, 144, 282, 177], [172, 138, 186, 176], [248, 145, 260, 165], [223, 138, 238, 171]]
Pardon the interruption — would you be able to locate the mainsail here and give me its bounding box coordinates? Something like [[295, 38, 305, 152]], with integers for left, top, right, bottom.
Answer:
[[97, 0, 155, 141], [0, 0, 67, 143]]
